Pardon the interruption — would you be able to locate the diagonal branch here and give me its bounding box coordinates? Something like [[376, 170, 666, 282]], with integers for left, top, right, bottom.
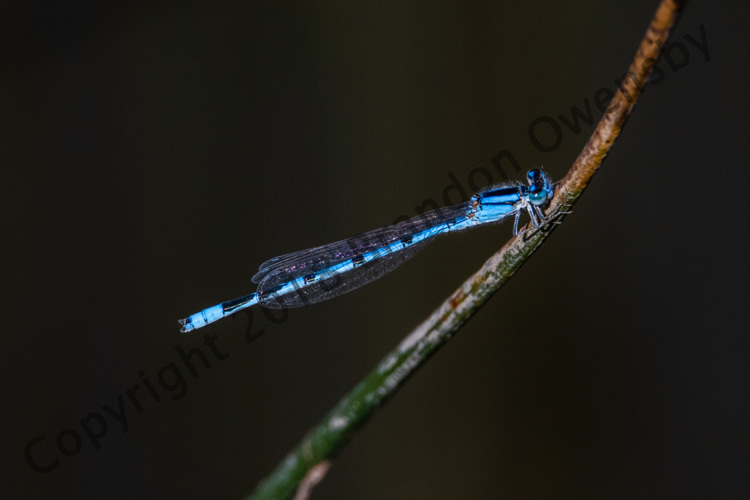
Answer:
[[247, 1, 687, 498]]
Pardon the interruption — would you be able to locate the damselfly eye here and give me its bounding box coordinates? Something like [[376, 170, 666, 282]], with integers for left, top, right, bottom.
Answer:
[[527, 169, 541, 182], [529, 189, 548, 205]]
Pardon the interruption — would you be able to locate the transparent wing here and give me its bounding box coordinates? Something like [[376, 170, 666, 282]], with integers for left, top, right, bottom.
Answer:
[[254, 203, 471, 308]]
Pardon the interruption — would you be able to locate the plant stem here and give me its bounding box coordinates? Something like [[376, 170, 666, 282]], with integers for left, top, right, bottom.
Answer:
[[247, 1, 687, 498]]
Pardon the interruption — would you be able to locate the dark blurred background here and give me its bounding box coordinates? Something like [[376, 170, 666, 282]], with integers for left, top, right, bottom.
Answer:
[[3, 1, 749, 498]]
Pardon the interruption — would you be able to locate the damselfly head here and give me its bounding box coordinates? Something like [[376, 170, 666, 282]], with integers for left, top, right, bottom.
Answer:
[[526, 169, 553, 206]]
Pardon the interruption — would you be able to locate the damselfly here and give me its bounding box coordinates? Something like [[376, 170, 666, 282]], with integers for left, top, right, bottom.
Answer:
[[179, 169, 553, 332]]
